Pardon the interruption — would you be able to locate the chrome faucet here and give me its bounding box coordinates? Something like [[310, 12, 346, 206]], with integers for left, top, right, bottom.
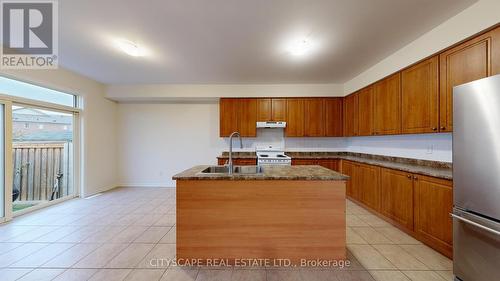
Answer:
[[228, 131, 243, 174]]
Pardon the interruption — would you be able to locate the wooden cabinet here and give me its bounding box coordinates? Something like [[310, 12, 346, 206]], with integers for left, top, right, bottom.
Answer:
[[304, 98, 325, 137], [358, 163, 380, 211], [380, 168, 414, 230], [414, 175, 453, 256], [257, 98, 287, 121], [373, 73, 401, 135], [342, 160, 357, 198], [220, 98, 240, 137], [401, 56, 439, 134], [324, 98, 343, 137], [239, 98, 257, 137], [343, 94, 359, 137], [318, 159, 340, 172], [272, 99, 287, 121], [217, 158, 257, 166], [357, 86, 374, 136], [257, 99, 272, 121], [439, 34, 492, 132], [286, 99, 305, 137]]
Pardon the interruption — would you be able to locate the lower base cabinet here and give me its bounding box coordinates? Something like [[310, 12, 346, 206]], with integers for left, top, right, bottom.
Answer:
[[380, 168, 414, 230], [291, 158, 341, 172], [217, 158, 257, 166], [414, 175, 453, 257], [343, 160, 453, 258]]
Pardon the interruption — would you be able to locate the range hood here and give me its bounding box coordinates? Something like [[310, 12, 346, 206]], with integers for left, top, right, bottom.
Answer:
[[256, 121, 286, 128]]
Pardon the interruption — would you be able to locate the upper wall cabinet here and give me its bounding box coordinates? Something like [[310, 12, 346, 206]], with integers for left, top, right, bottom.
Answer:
[[304, 98, 325, 137], [256, 98, 287, 121], [286, 98, 305, 137], [220, 98, 257, 137], [324, 98, 343, 137], [401, 56, 439, 134], [373, 73, 401, 135], [343, 93, 359, 137], [357, 86, 374, 136], [438, 29, 500, 132]]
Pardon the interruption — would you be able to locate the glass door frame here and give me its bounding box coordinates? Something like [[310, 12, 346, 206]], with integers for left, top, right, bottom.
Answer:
[[0, 99, 13, 223], [0, 94, 81, 222]]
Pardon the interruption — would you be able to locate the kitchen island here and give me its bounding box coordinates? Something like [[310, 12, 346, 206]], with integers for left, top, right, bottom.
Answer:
[[172, 165, 348, 265]]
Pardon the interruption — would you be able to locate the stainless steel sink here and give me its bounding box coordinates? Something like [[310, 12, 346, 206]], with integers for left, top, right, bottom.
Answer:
[[200, 165, 263, 175]]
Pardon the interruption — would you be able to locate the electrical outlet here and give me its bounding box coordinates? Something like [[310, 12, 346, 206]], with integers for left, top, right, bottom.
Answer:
[[426, 145, 434, 154]]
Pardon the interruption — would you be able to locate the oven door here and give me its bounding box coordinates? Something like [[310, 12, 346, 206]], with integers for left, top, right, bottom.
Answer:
[[452, 208, 500, 281]]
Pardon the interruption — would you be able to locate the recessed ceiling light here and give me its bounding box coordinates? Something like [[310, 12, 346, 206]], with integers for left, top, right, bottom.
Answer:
[[115, 39, 147, 57]]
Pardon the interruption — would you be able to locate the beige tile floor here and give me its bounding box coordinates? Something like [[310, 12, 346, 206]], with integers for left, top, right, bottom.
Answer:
[[0, 187, 454, 281]]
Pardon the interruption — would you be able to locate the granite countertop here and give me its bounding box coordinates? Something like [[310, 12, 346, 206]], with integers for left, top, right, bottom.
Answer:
[[217, 151, 452, 180], [172, 165, 349, 181]]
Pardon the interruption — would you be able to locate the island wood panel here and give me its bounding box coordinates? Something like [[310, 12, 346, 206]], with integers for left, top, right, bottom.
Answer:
[[401, 56, 439, 134], [176, 180, 346, 263], [324, 98, 343, 137], [414, 174, 453, 258]]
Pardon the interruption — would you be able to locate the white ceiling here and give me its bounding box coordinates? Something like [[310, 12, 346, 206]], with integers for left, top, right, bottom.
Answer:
[[58, 0, 476, 85]]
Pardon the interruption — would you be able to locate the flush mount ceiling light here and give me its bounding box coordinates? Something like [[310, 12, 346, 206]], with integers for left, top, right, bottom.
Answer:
[[282, 34, 321, 59], [115, 39, 147, 57]]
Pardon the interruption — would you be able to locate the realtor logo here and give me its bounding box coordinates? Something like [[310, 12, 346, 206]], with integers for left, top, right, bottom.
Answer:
[[1, 0, 58, 69]]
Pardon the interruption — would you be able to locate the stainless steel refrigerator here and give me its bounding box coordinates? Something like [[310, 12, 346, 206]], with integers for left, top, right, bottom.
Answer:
[[453, 74, 500, 281]]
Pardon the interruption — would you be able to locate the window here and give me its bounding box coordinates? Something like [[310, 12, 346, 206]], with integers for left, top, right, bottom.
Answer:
[[0, 76, 76, 107]]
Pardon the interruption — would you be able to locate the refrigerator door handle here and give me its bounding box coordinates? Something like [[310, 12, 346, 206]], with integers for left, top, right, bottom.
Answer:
[[451, 213, 500, 236]]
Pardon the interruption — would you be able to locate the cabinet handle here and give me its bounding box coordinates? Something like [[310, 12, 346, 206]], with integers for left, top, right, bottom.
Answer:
[[407, 175, 412, 179], [413, 176, 418, 180], [440, 126, 446, 130], [432, 127, 437, 131]]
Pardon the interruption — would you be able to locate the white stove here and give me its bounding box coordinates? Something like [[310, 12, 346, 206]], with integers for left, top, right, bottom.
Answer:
[[256, 145, 291, 166]]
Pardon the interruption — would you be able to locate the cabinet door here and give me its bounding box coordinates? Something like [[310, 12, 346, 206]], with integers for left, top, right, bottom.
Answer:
[[291, 159, 318, 165], [304, 98, 325, 137], [238, 99, 257, 137], [380, 168, 414, 230], [233, 158, 257, 166], [358, 86, 374, 136], [272, 99, 287, 121], [414, 174, 453, 255], [358, 163, 380, 211], [342, 161, 356, 198], [324, 98, 343, 137], [343, 94, 359, 137], [439, 35, 491, 132], [286, 99, 305, 137], [219, 98, 240, 137], [374, 73, 401, 135], [401, 56, 439, 134], [318, 159, 340, 172], [257, 98, 272, 121]]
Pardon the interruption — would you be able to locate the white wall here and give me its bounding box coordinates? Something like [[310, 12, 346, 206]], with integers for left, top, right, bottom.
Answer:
[[0, 68, 118, 197], [107, 83, 344, 101], [347, 134, 452, 162], [345, 0, 500, 94]]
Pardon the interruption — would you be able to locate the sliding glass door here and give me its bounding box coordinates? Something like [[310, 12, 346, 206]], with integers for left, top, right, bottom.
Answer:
[[11, 105, 75, 213], [0, 101, 12, 223]]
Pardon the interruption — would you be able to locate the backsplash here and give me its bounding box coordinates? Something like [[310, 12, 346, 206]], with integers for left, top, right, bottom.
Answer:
[[223, 130, 452, 163]]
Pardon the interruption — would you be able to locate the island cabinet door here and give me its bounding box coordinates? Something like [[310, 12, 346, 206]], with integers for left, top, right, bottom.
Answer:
[[413, 174, 453, 256], [379, 167, 414, 231], [358, 163, 381, 211]]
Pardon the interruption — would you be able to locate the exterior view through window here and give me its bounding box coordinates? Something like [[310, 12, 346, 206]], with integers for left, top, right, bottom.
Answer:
[[12, 106, 74, 212]]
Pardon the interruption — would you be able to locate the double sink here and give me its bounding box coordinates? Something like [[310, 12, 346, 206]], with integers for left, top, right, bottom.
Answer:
[[201, 165, 263, 175]]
